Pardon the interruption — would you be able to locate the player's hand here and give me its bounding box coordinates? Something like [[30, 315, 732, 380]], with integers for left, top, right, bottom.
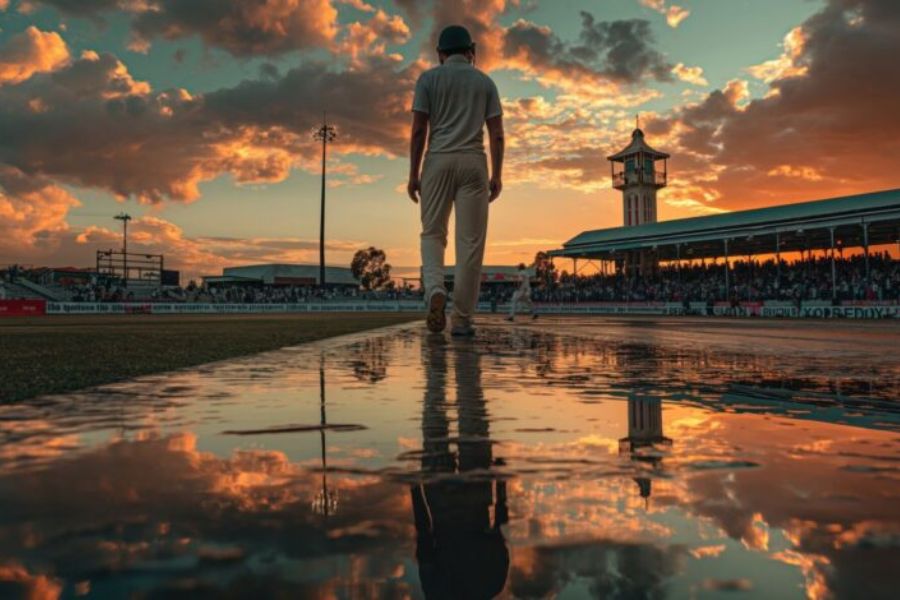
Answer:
[[407, 176, 421, 204], [489, 177, 503, 202]]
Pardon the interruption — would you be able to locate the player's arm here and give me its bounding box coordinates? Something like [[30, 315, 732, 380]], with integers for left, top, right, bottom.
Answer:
[[487, 115, 504, 202], [408, 111, 429, 203]]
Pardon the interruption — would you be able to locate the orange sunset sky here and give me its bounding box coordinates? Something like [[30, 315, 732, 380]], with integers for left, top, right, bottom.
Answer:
[[0, 0, 898, 280]]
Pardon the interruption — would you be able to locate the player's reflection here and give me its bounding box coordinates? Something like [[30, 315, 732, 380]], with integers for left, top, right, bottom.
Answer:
[[411, 337, 510, 599]]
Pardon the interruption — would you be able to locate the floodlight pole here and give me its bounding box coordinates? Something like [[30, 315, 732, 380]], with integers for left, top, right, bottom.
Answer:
[[313, 113, 337, 288], [114, 213, 132, 287]]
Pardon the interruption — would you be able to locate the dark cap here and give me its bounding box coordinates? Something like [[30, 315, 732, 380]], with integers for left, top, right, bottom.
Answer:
[[437, 25, 475, 53]]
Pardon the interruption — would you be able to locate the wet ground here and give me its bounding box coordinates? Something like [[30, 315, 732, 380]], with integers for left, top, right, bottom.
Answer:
[[1, 317, 899, 599]]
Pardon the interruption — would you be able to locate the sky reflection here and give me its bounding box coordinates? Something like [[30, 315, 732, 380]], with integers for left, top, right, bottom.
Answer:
[[0, 323, 898, 599]]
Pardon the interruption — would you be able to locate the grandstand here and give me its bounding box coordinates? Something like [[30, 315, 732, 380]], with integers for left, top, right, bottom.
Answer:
[[550, 188, 900, 299]]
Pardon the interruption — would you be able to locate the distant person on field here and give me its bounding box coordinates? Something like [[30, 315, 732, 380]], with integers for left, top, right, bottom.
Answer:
[[507, 263, 537, 322], [408, 25, 505, 336]]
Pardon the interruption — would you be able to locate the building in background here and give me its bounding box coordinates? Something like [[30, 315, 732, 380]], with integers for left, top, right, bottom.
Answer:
[[203, 264, 358, 288], [608, 126, 669, 277]]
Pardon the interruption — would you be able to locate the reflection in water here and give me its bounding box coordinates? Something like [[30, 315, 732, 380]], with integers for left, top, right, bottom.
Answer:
[[618, 396, 672, 505], [312, 355, 338, 517], [0, 324, 898, 598], [412, 338, 509, 599]]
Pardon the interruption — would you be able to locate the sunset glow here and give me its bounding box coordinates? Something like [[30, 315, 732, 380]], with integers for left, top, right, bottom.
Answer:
[[1, 0, 898, 279]]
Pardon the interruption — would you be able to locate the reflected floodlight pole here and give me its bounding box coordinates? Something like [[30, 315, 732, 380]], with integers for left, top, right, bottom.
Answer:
[[313, 113, 337, 288], [319, 363, 330, 516], [312, 356, 338, 517], [114, 213, 132, 287]]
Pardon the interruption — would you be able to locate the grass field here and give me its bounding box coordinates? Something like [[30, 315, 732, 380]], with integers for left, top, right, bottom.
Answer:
[[0, 313, 422, 403]]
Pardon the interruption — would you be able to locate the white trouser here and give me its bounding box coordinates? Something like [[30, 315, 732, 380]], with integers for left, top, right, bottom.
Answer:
[[509, 289, 533, 317], [420, 153, 490, 328]]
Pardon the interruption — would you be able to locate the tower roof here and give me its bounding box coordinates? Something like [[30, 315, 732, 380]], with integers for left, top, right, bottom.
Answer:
[[608, 128, 670, 162]]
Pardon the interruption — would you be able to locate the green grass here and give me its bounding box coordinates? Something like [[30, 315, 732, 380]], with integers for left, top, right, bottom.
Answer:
[[0, 313, 422, 403]]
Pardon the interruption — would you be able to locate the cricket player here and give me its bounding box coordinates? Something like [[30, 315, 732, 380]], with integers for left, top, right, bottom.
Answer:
[[408, 25, 505, 336], [507, 263, 537, 321]]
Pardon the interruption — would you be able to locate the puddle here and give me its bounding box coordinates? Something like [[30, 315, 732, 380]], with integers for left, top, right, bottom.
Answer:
[[0, 323, 898, 599]]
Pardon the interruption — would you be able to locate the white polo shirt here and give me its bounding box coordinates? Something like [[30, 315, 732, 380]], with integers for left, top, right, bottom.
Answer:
[[411, 55, 503, 156]]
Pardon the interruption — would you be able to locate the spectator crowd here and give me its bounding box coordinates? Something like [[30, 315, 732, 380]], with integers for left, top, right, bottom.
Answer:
[[486, 253, 900, 304], [7, 254, 899, 305]]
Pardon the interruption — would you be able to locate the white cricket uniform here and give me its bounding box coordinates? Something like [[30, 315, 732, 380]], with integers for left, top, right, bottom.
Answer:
[[509, 270, 534, 317]]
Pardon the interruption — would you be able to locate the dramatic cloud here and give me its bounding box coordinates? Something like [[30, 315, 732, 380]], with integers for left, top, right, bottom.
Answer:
[[0, 46, 415, 205], [639, 0, 690, 28], [504, 13, 673, 91], [0, 560, 62, 600], [426, 6, 674, 96], [392, 0, 423, 28], [430, 0, 516, 71], [746, 26, 807, 84], [0, 165, 80, 254], [340, 8, 411, 65], [672, 63, 708, 86], [202, 54, 421, 157], [649, 0, 900, 212], [0, 26, 70, 86], [129, 0, 340, 57], [18, 0, 121, 18]]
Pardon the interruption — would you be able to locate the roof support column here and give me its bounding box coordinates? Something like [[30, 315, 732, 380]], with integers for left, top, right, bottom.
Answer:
[[830, 227, 837, 302], [724, 238, 730, 301], [676, 243, 682, 292], [775, 231, 781, 291], [747, 246, 753, 301], [862, 221, 870, 286]]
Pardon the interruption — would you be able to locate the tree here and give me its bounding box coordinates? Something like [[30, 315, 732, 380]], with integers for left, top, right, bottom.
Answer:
[[533, 251, 557, 287], [351, 247, 393, 291]]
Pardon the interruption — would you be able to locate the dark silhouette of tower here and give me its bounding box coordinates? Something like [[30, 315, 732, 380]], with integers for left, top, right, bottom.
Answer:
[[618, 396, 673, 504]]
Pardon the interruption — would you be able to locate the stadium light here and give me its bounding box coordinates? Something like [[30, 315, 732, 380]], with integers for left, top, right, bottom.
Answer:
[[313, 113, 337, 288]]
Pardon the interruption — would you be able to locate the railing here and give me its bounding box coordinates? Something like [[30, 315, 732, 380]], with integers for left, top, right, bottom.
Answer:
[[612, 171, 668, 187]]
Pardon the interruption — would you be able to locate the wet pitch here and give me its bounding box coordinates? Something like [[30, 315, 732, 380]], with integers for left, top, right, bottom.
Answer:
[[1, 318, 899, 599]]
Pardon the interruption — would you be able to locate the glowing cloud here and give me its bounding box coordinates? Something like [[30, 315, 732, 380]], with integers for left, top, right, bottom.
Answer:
[[673, 63, 709, 86], [640, 0, 690, 28], [0, 26, 70, 86]]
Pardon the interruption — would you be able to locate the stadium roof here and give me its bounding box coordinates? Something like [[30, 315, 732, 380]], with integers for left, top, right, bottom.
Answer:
[[551, 188, 900, 261]]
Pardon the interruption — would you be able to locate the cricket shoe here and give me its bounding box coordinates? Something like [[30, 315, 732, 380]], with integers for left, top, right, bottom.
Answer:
[[426, 293, 447, 333]]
